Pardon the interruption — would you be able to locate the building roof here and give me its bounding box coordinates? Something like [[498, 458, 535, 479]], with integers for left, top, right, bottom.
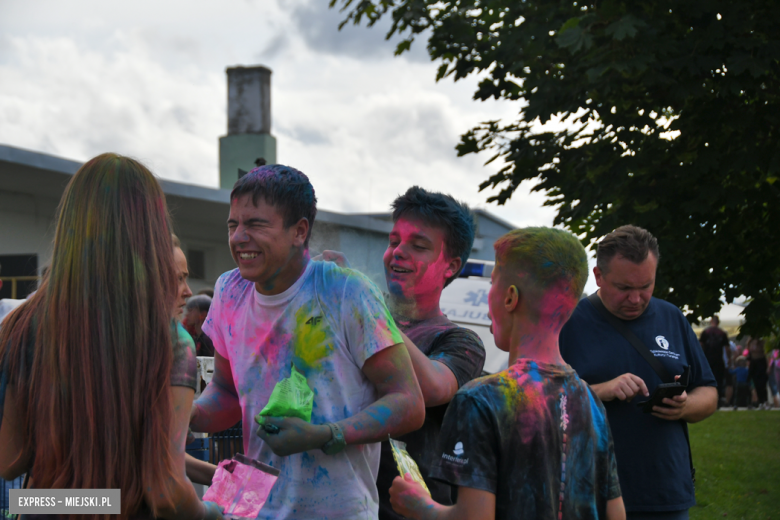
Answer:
[[0, 143, 393, 235]]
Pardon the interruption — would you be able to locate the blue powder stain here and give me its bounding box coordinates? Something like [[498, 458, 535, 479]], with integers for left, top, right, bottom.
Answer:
[[589, 395, 609, 452], [365, 404, 393, 426], [301, 451, 315, 469], [528, 363, 543, 383], [310, 465, 330, 485]]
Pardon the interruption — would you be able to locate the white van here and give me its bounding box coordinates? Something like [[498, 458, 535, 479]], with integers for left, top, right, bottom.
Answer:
[[440, 260, 508, 374]]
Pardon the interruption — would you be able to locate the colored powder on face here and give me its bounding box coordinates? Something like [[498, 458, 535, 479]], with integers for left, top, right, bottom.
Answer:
[[384, 218, 451, 304]]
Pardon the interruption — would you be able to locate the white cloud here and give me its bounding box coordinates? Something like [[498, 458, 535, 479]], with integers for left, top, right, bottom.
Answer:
[[0, 32, 223, 184], [0, 0, 558, 230]]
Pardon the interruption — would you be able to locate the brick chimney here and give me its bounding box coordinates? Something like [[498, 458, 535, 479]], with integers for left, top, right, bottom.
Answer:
[[219, 65, 277, 189]]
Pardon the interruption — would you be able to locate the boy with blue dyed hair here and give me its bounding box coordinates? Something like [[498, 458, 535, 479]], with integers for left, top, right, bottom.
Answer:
[[388, 227, 625, 520]]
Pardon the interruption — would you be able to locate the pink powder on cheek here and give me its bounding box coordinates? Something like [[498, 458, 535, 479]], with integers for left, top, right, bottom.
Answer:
[[412, 247, 449, 297]]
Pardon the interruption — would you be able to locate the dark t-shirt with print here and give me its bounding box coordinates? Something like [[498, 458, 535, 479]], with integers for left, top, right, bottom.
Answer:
[[429, 360, 621, 520], [559, 296, 716, 512], [377, 314, 485, 520]]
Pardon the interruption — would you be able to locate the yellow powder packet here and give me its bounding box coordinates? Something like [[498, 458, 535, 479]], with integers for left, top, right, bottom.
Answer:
[[389, 438, 430, 496]]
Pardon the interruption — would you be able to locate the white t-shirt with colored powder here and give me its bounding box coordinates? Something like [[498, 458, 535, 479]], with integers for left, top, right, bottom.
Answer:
[[202, 260, 403, 520]]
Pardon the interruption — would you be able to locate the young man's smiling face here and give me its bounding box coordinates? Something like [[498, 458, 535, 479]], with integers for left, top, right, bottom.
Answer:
[[228, 194, 308, 295], [383, 215, 460, 305]]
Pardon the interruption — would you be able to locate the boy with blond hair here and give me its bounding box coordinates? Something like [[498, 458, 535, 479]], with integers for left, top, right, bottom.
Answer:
[[388, 227, 625, 520]]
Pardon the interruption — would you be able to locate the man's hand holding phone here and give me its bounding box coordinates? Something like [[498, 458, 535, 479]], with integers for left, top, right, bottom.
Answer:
[[651, 389, 688, 420], [592, 373, 649, 402], [637, 367, 691, 419]]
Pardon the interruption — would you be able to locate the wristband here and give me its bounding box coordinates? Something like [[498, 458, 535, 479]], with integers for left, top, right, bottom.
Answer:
[[321, 422, 347, 455]]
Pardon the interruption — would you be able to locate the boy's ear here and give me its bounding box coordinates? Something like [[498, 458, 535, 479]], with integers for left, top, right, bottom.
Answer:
[[444, 257, 463, 280], [292, 218, 310, 246], [505, 285, 519, 312]]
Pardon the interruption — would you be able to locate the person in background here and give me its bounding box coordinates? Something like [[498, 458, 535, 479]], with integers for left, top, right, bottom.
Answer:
[[767, 349, 780, 409], [388, 227, 625, 520], [197, 288, 215, 298], [747, 338, 769, 409], [0, 153, 221, 520], [171, 240, 220, 487], [699, 315, 729, 406], [172, 234, 193, 320], [559, 225, 717, 520], [184, 295, 215, 357], [723, 339, 739, 409], [729, 356, 751, 408]]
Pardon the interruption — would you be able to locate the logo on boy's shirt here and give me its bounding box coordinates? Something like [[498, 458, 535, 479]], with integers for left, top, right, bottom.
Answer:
[[560, 394, 569, 432], [306, 316, 323, 327], [655, 336, 670, 350], [442, 441, 469, 465]]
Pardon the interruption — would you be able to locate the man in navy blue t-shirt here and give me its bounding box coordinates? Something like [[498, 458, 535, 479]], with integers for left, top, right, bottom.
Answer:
[[560, 225, 717, 520]]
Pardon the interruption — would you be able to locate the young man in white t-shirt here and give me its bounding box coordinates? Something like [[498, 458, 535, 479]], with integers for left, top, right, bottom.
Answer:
[[189, 165, 425, 519]]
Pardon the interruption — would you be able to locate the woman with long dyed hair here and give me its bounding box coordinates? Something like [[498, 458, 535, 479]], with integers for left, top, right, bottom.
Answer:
[[0, 154, 222, 520]]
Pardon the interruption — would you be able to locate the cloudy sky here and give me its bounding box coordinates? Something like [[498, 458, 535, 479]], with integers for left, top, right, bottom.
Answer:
[[0, 0, 560, 223], [2, 0, 603, 288]]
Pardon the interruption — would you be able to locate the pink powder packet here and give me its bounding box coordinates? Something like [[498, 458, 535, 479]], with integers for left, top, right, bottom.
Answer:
[[203, 454, 280, 519]]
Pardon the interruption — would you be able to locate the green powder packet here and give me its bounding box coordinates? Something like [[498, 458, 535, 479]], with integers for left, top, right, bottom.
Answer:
[[389, 438, 430, 496], [255, 365, 314, 423]]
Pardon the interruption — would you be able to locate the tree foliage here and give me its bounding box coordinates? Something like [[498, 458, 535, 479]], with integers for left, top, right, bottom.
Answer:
[[332, 0, 780, 336]]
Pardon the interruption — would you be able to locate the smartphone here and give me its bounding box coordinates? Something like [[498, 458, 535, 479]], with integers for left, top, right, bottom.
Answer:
[[637, 366, 690, 413]]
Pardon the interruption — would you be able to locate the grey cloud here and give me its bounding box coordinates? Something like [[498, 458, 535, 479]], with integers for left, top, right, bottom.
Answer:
[[288, 0, 429, 62], [256, 32, 290, 60], [278, 124, 332, 146], [364, 101, 458, 160]]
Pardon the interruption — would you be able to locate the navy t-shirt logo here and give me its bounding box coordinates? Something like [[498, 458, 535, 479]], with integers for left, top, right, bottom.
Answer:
[[655, 336, 670, 350]]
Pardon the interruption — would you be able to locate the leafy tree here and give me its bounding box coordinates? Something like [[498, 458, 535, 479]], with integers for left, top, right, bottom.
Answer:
[[332, 0, 780, 335]]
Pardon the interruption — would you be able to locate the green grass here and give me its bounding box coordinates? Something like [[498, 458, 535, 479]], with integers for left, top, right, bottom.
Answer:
[[689, 411, 780, 520]]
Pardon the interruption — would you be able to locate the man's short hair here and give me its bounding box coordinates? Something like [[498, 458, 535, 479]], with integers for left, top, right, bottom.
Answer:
[[391, 186, 475, 286], [186, 294, 212, 313], [231, 165, 318, 247], [596, 225, 660, 273], [494, 227, 588, 301]]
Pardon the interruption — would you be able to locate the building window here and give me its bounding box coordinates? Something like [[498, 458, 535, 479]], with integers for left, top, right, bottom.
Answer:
[[188, 249, 206, 280], [0, 254, 39, 299]]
